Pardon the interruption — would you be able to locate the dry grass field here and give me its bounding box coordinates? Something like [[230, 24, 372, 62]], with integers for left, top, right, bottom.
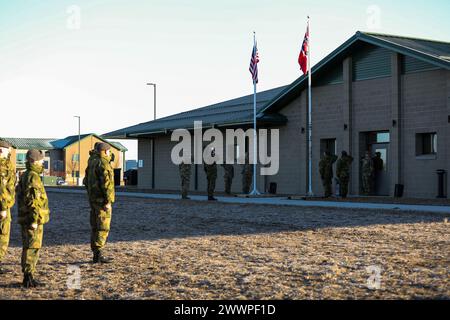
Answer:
[[0, 192, 448, 300]]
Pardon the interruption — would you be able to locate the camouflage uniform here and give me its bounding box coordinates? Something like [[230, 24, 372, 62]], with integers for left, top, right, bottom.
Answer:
[[179, 162, 191, 199], [86, 153, 115, 256], [0, 155, 16, 264], [221, 164, 234, 194], [319, 154, 338, 197], [336, 154, 353, 198], [204, 162, 217, 198], [361, 154, 374, 195], [83, 149, 99, 188], [241, 155, 253, 194], [16, 162, 50, 276]]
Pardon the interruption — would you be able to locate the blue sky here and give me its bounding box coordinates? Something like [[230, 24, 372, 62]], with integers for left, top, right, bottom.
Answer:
[[1, 0, 449, 159]]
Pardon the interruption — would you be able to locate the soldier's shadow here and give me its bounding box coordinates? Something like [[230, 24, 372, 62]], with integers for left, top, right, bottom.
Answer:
[[0, 282, 23, 289]]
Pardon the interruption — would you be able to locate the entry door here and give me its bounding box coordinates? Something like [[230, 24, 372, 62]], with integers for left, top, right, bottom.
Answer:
[[371, 143, 389, 196]]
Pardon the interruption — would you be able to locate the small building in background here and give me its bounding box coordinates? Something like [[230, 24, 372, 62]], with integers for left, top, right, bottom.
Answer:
[[0, 134, 127, 186]]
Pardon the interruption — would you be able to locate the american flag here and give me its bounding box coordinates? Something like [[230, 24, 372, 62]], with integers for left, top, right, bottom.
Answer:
[[249, 43, 259, 84], [298, 24, 309, 75]]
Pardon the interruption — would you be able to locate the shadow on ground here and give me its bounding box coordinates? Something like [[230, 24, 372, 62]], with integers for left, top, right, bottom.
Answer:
[[6, 192, 449, 248]]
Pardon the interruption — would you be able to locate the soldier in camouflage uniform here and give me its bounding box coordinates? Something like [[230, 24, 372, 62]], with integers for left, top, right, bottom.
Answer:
[[0, 141, 16, 275], [336, 151, 354, 198], [221, 164, 234, 195], [16, 150, 50, 288], [85, 143, 115, 263], [241, 152, 253, 194], [319, 151, 338, 198], [361, 151, 374, 195], [204, 148, 217, 201], [179, 160, 191, 200]]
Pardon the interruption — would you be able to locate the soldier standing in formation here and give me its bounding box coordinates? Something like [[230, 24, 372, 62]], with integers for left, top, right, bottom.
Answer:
[[85, 143, 115, 263], [336, 151, 354, 198], [16, 150, 50, 288], [204, 148, 217, 201], [361, 151, 374, 195], [319, 151, 338, 198], [241, 152, 252, 194], [179, 160, 191, 200], [221, 163, 234, 195], [0, 141, 15, 275]]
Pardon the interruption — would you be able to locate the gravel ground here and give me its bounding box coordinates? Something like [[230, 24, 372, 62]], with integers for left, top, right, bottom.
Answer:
[[0, 192, 448, 300]]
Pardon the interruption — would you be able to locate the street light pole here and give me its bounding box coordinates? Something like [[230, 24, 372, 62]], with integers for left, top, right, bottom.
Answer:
[[146, 83, 157, 189], [146, 83, 156, 120], [74, 116, 81, 186]]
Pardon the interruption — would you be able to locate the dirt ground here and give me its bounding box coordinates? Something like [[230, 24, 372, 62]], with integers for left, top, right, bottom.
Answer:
[[0, 192, 448, 300]]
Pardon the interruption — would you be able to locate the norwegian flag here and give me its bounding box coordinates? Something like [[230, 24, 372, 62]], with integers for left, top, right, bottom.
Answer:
[[298, 24, 309, 75], [249, 43, 259, 84]]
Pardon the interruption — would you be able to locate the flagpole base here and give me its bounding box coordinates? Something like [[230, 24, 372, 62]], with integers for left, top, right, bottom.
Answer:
[[306, 191, 314, 197], [249, 189, 262, 196]]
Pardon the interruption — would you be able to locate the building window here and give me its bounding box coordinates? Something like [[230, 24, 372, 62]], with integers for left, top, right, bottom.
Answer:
[[72, 171, 80, 178], [16, 153, 26, 164], [416, 133, 437, 156], [53, 160, 64, 172], [72, 154, 80, 162], [368, 132, 390, 144], [320, 139, 336, 158]]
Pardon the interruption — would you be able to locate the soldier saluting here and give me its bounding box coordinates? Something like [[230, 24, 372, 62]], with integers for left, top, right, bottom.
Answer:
[[16, 150, 50, 288], [85, 143, 115, 264], [0, 141, 16, 275]]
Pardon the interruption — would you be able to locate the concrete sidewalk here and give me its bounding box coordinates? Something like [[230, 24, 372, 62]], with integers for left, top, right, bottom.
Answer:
[[47, 188, 450, 214]]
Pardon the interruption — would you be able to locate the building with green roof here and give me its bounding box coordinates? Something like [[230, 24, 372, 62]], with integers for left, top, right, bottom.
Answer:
[[0, 134, 128, 186]]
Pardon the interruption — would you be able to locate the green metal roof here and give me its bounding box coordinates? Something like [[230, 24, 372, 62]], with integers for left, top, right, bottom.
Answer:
[[109, 141, 128, 152], [103, 86, 288, 138], [0, 138, 56, 150], [260, 31, 450, 114], [51, 134, 92, 149]]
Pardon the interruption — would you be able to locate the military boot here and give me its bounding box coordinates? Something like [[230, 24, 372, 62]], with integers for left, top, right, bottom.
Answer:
[[93, 251, 113, 264], [30, 274, 45, 287], [23, 273, 34, 288]]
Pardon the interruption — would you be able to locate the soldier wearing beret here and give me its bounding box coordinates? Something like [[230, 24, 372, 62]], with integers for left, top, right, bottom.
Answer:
[[0, 141, 16, 275], [85, 143, 115, 263], [16, 149, 49, 288]]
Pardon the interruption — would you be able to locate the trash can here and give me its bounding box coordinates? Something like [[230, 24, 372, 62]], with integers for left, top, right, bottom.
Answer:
[[394, 184, 404, 198], [436, 169, 447, 198], [269, 182, 277, 195]]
